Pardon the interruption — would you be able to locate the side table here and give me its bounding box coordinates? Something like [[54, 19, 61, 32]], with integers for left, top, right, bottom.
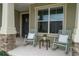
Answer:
[[39, 38, 50, 50]]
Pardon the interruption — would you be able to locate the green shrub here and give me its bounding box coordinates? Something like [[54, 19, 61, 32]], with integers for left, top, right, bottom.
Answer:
[[0, 50, 9, 56]]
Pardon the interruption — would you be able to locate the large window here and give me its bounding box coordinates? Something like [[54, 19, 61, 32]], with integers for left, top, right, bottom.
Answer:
[[38, 6, 64, 33], [38, 9, 48, 33]]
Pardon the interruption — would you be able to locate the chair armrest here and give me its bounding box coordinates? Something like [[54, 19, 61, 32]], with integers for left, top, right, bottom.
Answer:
[[25, 34, 27, 38], [52, 37, 58, 43]]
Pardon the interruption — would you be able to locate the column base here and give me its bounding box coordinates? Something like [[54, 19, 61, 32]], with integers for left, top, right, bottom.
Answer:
[[72, 43, 79, 56], [0, 34, 16, 51]]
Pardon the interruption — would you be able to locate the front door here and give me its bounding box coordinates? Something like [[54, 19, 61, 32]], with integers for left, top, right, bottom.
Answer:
[[22, 14, 29, 38]]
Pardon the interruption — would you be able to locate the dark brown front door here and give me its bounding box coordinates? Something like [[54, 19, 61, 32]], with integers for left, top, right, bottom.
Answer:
[[22, 14, 29, 38]]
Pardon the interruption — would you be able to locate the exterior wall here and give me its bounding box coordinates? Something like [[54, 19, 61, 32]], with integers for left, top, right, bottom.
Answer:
[[72, 4, 79, 55], [66, 3, 76, 31], [29, 3, 52, 32], [0, 34, 16, 51], [0, 4, 2, 28], [15, 10, 20, 34], [29, 3, 76, 34], [29, 4, 64, 44]]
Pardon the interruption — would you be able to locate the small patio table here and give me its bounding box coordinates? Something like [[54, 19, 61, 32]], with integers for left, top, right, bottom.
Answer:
[[39, 36, 50, 50]]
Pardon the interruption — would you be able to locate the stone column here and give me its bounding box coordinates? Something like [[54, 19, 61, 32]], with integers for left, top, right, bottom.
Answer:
[[72, 3, 79, 55], [0, 3, 17, 51]]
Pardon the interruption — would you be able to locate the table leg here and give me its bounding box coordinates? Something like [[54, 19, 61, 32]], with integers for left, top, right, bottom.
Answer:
[[39, 40, 41, 48], [46, 40, 48, 50], [49, 40, 50, 48], [42, 40, 44, 46]]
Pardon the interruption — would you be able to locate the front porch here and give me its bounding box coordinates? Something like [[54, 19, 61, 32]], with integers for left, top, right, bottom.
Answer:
[[0, 3, 79, 56], [8, 37, 70, 56]]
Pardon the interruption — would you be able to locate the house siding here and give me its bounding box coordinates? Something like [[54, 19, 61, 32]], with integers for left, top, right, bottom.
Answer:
[[29, 3, 76, 34], [29, 3, 52, 32], [66, 3, 76, 31], [0, 4, 2, 28], [15, 10, 20, 34]]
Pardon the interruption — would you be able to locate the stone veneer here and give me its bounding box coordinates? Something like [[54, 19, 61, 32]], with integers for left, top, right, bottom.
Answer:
[[72, 43, 79, 56], [0, 34, 16, 51]]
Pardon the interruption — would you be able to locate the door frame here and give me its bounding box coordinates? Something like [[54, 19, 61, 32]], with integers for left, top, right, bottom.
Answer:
[[20, 12, 29, 38]]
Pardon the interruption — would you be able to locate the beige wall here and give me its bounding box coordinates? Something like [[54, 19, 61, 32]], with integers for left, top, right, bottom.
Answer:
[[0, 3, 76, 36], [0, 4, 2, 28], [29, 3, 76, 34], [29, 3, 52, 32], [15, 10, 20, 34], [66, 3, 76, 31]]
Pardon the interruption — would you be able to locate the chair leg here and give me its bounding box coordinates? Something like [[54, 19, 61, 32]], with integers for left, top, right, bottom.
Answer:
[[46, 41, 48, 50], [24, 41, 30, 46], [52, 43, 58, 50], [42, 40, 44, 46], [33, 40, 36, 47], [65, 45, 68, 54], [70, 47, 73, 56]]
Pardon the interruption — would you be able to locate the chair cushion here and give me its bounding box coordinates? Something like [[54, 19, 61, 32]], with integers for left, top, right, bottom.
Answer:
[[58, 34, 68, 43], [27, 33, 35, 39]]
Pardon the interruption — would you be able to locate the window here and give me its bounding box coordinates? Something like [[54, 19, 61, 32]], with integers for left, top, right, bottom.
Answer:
[[38, 9, 48, 33], [50, 7, 64, 33], [37, 6, 64, 33]]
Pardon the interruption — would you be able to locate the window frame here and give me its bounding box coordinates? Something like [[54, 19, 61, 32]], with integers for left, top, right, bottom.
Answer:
[[38, 8, 49, 33], [35, 4, 66, 34], [49, 7, 64, 33]]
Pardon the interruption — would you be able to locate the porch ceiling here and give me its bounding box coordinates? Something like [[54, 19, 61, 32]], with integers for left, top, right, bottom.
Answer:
[[14, 3, 34, 12]]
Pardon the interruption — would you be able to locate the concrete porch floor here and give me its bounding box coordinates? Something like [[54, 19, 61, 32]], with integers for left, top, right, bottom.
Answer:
[[8, 38, 70, 56]]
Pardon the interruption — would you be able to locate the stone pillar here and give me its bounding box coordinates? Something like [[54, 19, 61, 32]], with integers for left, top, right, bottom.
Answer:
[[0, 3, 17, 51], [72, 3, 79, 55]]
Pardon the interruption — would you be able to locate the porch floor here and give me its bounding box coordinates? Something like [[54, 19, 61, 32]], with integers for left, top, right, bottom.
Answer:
[[8, 38, 70, 56]]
